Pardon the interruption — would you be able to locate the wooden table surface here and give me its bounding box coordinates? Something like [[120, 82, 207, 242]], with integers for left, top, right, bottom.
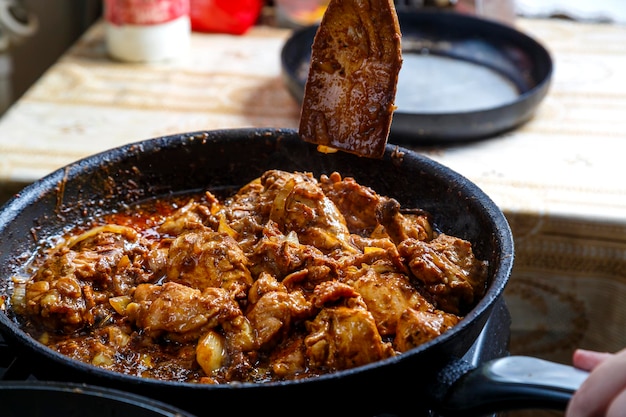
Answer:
[[1, 16, 625, 362]]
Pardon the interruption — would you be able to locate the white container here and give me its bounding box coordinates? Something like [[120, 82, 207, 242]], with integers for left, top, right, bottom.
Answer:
[[104, 0, 191, 63]]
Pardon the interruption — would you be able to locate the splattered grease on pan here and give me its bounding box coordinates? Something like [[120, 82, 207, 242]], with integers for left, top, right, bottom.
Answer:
[[9, 170, 487, 383]]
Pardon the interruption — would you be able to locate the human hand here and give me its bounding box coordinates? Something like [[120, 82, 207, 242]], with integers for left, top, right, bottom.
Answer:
[[566, 348, 626, 417]]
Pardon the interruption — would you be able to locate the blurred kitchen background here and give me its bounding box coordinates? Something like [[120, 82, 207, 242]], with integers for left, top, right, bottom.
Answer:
[[0, 0, 101, 115], [1, 0, 624, 117]]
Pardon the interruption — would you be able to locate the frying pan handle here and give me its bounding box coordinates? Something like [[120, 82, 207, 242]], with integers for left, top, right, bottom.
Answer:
[[437, 355, 589, 416]]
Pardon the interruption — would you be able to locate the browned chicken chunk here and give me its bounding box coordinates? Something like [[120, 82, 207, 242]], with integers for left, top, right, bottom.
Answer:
[[157, 198, 217, 236], [399, 233, 488, 315], [166, 229, 253, 300], [320, 171, 432, 242], [247, 220, 340, 288], [305, 306, 394, 370], [246, 273, 312, 349], [126, 282, 241, 341], [299, 0, 402, 158], [350, 267, 433, 336], [394, 308, 461, 352]]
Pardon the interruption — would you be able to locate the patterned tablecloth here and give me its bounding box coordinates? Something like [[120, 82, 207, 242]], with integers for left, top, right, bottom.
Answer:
[[0, 16, 625, 365]]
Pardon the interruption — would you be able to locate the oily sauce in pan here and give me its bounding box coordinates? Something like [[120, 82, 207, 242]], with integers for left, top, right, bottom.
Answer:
[[9, 170, 487, 383]]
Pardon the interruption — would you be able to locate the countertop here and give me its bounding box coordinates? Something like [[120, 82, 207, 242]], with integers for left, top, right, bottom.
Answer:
[[0, 16, 625, 363]]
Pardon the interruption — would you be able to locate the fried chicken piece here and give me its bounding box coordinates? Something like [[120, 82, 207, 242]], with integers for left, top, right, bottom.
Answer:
[[246, 273, 313, 349], [247, 220, 339, 287], [345, 259, 463, 352], [375, 198, 433, 243], [125, 282, 256, 377], [394, 308, 461, 352], [299, 0, 402, 158], [320, 172, 432, 242], [263, 170, 357, 254], [166, 228, 253, 300], [311, 280, 362, 307], [269, 335, 308, 379], [126, 282, 241, 341], [225, 170, 358, 254], [398, 234, 488, 315], [303, 279, 395, 370], [319, 172, 382, 235], [305, 306, 394, 370], [158, 199, 217, 236], [350, 267, 431, 336]]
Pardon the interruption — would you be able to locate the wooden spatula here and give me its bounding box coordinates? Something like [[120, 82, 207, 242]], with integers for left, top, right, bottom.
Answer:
[[298, 0, 402, 159]]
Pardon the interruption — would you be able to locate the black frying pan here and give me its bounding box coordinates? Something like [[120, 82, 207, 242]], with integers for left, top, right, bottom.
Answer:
[[281, 11, 553, 144], [0, 129, 585, 417], [0, 381, 197, 417]]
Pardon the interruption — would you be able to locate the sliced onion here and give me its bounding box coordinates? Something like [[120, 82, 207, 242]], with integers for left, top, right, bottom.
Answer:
[[196, 330, 226, 375]]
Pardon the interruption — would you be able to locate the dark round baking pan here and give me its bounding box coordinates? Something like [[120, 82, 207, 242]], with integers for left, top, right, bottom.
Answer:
[[281, 10, 553, 144]]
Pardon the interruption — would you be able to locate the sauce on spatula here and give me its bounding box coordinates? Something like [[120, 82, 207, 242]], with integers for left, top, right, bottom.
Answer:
[[298, 0, 402, 159]]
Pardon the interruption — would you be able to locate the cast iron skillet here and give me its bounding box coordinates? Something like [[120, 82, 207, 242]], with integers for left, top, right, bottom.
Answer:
[[281, 11, 553, 144], [0, 129, 583, 417]]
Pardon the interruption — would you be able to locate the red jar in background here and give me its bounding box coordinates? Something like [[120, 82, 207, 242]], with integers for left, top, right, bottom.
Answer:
[[189, 0, 264, 35]]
